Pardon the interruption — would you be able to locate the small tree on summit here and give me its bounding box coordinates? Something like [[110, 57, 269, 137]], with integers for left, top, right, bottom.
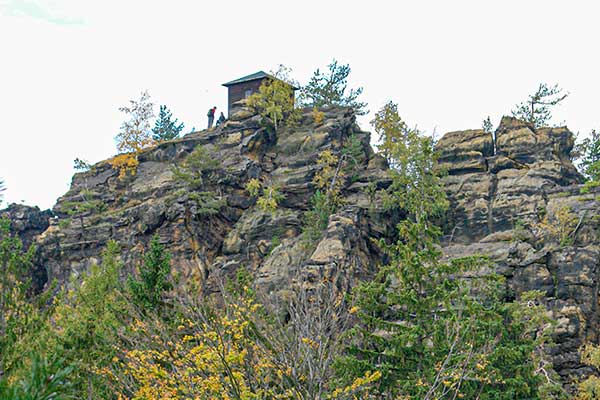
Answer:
[[302, 59, 367, 115], [152, 105, 185, 142], [115, 90, 156, 153], [112, 91, 156, 178], [247, 66, 299, 132], [512, 83, 568, 128], [482, 116, 494, 134]]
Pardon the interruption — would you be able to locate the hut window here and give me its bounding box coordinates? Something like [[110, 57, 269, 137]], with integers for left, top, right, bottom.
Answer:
[[245, 89, 253, 98]]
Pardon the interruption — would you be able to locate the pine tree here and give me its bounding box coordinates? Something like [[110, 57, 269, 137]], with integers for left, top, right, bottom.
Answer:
[[512, 83, 568, 128], [0, 355, 74, 400], [483, 116, 494, 133], [152, 105, 185, 142], [127, 234, 172, 311], [302, 60, 367, 115], [171, 145, 220, 189], [73, 158, 91, 172], [578, 129, 600, 183]]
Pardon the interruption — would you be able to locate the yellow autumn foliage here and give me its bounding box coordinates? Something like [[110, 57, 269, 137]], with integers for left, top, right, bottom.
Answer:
[[256, 185, 284, 213], [329, 370, 381, 399], [109, 153, 139, 179], [247, 78, 296, 132], [312, 107, 325, 125], [111, 90, 156, 179], [313, 150, 344, 205], [100, 287, 382, 399], [245, 178, 262, 197], [245, 179, 284, 213], [575, 343, 600, 400], [104, 296, 301, 400]]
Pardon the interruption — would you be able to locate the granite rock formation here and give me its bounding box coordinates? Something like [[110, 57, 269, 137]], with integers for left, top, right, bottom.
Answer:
[[31, 105, 392, 299], [437, 116, 599, 382], [3, 110, 599, 385]]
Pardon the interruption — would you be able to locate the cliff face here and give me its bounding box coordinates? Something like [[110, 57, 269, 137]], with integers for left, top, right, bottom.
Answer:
[[4, 109, 599, 382], [437, 116, 599, 381], [33, 105, 392, 299]]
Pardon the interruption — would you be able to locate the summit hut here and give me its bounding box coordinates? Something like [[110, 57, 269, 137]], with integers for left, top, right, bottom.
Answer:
[[222, 71, 298, 116]]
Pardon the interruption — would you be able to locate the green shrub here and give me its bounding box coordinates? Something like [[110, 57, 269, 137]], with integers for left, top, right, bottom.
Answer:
[[127, 234, 172, 312]]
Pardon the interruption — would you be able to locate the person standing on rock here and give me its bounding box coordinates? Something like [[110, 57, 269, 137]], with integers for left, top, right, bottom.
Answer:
[[215, 112, 226, 127], [207, 106, 217, 129]]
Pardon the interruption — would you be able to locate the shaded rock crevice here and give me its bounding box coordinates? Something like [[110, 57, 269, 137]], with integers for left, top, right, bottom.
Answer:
[[486, 172, 497, 236]]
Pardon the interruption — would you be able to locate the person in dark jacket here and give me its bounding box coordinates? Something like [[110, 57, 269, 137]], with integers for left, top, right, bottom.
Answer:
[[207, 106, 217, 128], [215, 112, 226, 127]]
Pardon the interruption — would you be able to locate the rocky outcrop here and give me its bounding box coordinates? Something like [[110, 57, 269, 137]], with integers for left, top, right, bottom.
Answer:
[[437, 116, 599, 382], [5, 107, 598, 386], [1, 204, 53, 249], [32, 105, 392, 300], [438, 117, 583, 242], [1, 204, 53, 291]]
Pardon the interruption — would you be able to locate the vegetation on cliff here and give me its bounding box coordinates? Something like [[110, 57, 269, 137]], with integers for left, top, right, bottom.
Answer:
[[511, 83, 568, 128], [577, 129, 600, 191], [3, 66, 600, 399], [337, 102, 564, 399], [302, 60, 367, 115], [247, 68, 299, 133], [152, 105, 185, 142]]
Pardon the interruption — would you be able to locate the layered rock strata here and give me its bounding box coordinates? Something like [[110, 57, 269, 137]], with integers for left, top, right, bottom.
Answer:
[[4, 110, 599, 383], [437, 117, 598, 381], [33, 105, 392, 298]]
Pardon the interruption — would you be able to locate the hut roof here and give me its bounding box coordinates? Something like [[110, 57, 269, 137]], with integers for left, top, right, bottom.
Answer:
[[222, 71, 299, 89]]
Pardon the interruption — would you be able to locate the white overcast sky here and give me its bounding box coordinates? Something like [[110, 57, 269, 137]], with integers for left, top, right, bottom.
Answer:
[[0, 0, 598, 209]]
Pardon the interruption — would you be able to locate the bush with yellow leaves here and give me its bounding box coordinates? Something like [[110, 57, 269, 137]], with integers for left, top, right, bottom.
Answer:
[[109, 153, 139, 179], [109, 296, 290, 399], [301, 149, 345, 245], [245, 178, 285, 213], [575, 344, 600, 400], [313, 149, 344, 205], [312, 107, 325, 125], [247, 77, 297, 132], [100, 267, 378, 400], [245, 178, 261, 197]]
